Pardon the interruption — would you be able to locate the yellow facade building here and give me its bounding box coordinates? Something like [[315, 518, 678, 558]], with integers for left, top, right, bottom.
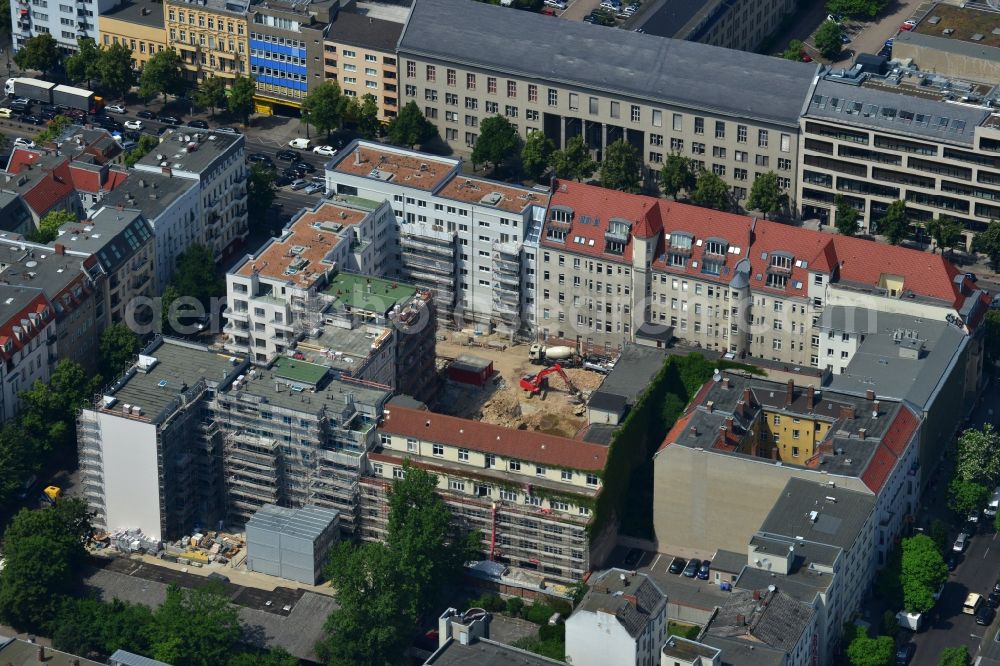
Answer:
[[99, 0, 167, 71], [163, 0, 250, 85], [323, 13, 402, 122]]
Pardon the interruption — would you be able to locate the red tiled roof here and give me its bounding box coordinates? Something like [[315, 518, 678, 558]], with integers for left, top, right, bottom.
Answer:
[[881, 405, 919, 457], [6, 148, 41, 174], [861, 444, 896, 494], [0, 291, 53, 362], [69, 164, 127, 195], [540, 179, 662, 262], [748, 221, 836, 299], [22, 160, 76, 218], [380, 405, 608, 471], [657, 411, 693, 452], [652, 202, 755, 282]]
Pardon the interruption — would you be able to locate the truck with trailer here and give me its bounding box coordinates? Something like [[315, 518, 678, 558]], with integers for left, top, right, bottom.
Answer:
[[5, 78, 103, 113]]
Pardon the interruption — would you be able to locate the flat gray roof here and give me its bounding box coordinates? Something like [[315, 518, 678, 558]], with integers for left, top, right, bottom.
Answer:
[[0, 243, 81, 304], [105, 337, 245, 424], [247, 504, 338, 542], [234, 362, 390, 415], [758, 477, 874, 552], [806, 77, 988, 146], [58, 207, 153, 275], [700, 635, 787, 666], [398, 0, 818, 127], [710, 549, 747, 574], [591, 344, 668, 405], [134, 128, 243, 176], [896, 29, 1000, 64], [327, 11, 402, 51], [826, 308, 968, 409], [100, 0, 164, 28], [100, 171, 197, 222], [637, 0, 722, 40], [426, 637, 563, 665]]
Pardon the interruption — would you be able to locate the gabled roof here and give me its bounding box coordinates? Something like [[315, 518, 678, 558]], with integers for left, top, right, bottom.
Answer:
[[0, 287, 53, 361], [22, 160, 76, 218], [6, 148, 42, 174], [652, 202, 754, 283], [379, 405, 608, 471]]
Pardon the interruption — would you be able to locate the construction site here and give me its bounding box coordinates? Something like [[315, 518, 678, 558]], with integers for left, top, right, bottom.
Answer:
[[432, 332, 613, 439]]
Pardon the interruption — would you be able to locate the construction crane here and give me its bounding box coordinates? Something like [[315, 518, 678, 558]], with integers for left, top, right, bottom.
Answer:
[[519, 363, 579, 396]]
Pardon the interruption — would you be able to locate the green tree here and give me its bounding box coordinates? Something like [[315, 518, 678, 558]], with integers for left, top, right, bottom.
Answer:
[[877, 200, 910, 245], [96, 42, 136, 101], [929, 519, 949, 554], [957, 424, 1000, 484], [13, 33, 61, 76], [64, 38, 100, 87], [901, 534, 948, 613], [193, 76, 227, 118], [938, 646, 969, 666], [600, 139, 642, 193], [0, 423, 43, 507], [139, 49, 185, 100], [985, 310, 1000, 367], [826, 0, 889, 20], [926, 216, 963, 255], [148, 582, 241, 666], [386, 101, 437, 148], [747, 171, 788, 219], [356, 93, 381, 140], [814, 20, 844, 60], [521, 130, 555, 182], [53, 597, 154, 659], [248, 163, 277, 231], [228, 649, 299, 666], [973, 220, 1000, 270], [691, 169, 732, 211], [19, 359, 96, 453], [783, 39, 805, 61], [846, 628, 894, 666], [228, 75, 256, 126], [550, 135, 596, 182], [0, 499, 92, 631], [875, 545, 903, 608], [30, 208, 77, 244], [35, 114, 71, 145], [99, 322, 139, 380], [835, 194, 860, 236], [302, 80, 345, 139], [659, 153, 696, 199], [0, 0, 9, 38], [948, 476, 989, 518], [169, 244, 222, 311], [124, 134, 160, 168], [472, 115, 522, 174]]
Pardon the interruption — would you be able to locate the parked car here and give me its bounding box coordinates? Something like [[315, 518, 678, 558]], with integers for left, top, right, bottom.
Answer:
[[697, 560, 711, 580], [20, 114, 43, 126], [895, 644, 915, 666], [275, 175, 294, 187], [292, 160, 316, 174], [965, 272, 978, 282], [248, 153, 274, 167], [946, 552, 959, 571], [682, 559, 699, 577], [159, 115, 181, 126], [989, 592, 1000, 609], [969, 509, 981, 523], [544, 0, 567, 7], [276, 149, 299, 162], [106, 104, 127, 114], [136, 110, 157, 120], [290, 178, 309, 190], [187, 119, 209, 129], [304, 182, 324, 195], [288, 137, 311, 149], [840, 34, 852, 44], [954, 532, 969, 552], [313, 145, 338, 156], [124, 119, 143, 130], [38, 107, 57, 120], [994, 578, 1000, 595], [827, 13, 843, 23], [668, 557, 686, 575], [216, 126, 240, 134], [899, 22, 914, 31], [12, 137, 35, 149], [978, 605, 997, 626]]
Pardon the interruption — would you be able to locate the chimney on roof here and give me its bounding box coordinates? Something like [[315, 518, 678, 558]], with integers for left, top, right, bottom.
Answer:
[[54, 243, 65, 255], [865, 389, 875, 401], [354, 147, 362, 165], [873, 400, 880, 416], [722, 377, 731, 389], [690, 426, 698, 437], [752, 590, 760, 601], [37, 646, 44, 662], [807, 385, 815, 409], [839, 404, 857, 420], [786, 379, 794, 406], [706, 401, 714, 414], [742, 387, 752, 406], [858, 428, 867, 439]]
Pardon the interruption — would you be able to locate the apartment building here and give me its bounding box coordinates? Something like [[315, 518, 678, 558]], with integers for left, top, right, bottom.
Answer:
[[248, 0, 336, 114], [323, 12, 401, 121], [565, 569, 668, 666], [3, 149, 84, 225], [892, 5, 1000, 83], [326, 141, 547, 333], [0, 287, 55, 421], [10, 0, 111, 51], [99, 0, 167, 69], [131, 126, 249, 261], [164, 0, 250, 84], [637, 0, 797, 53], [653, 373, 921, 570], [78, 336, 391, 540], [797, 71, 1000, 249], [397, 0, 813, 199], [361, 404, 610, 582]]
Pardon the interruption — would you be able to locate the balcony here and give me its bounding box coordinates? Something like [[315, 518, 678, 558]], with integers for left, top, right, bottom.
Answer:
[[495, 272, 519, 287]]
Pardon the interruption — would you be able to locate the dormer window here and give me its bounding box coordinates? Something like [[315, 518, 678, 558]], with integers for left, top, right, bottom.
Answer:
[[550, 207, 573, 225], [547, 206, 573, 242], [704, 238, 727, 256], [769, 253, 793, 273], [670, 233, 693, 252]]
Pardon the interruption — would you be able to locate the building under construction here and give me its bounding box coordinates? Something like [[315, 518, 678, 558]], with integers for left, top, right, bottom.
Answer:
[[78, 337, 390, 542]]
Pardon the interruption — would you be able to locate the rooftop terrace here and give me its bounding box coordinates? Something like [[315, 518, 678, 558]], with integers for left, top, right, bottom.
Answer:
[[914, 3, 1000, 48], [436, 174, 545, 215], [330, 142, 458, 192], [134, 127, 243, 176], [324, 272, 416, 314]]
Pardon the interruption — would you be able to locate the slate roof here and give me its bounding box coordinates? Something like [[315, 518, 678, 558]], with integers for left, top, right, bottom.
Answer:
[[758, 478, 875, 552], [397, 0, 817, 127], [708, 586, 814, 654], [578, 568, 667, 638], [379, 405, 608, 471], [326, 11, 404, 52]]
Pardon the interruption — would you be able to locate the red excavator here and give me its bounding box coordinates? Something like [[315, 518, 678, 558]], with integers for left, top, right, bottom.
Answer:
[[519, 363, 579, 396]]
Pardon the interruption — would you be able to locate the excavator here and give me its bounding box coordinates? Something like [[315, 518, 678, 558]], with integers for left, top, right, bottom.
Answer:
[[519, 363, 579, 397]]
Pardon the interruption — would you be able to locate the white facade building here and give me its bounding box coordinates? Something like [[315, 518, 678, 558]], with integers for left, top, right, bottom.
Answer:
[[11, 0, 114, 51]]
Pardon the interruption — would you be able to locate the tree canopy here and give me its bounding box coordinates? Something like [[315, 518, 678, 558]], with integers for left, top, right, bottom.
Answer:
[[472, 115, 522, 174], [96, 42, 136, 100], [99, 322, 139, 380], [747, 171, 787, 219], [193, 76, 228, 118], [550, 136, 595, 182], [147, 583, 242, 666], [826, 0, 889, 20], [938, 646, 970, 666], [835, 195, 860, 236], [600, 139, 642, 193], [18, 359, 97, 454], [13, 33, 61, 76], [354, 94, 381, 140], [387, 101, 437, 148], [877, 200, 910, 245], [521, 130, 555, 182], [659, 153, 696, 199], [124, 134, 160, 169], [139, 50, 185, 100], [228, 75, 256, 126], [925, 216, 963, 255], [814, 21, 845, 60], [948, 476, 989, 518], [900, 534, 947, 613], [956, 424, 1000, 485], [302, 80, 345, 138], [248, 163, 277, 232], [783, 39, 806, 61], [690, 169, 732, 211], [985, 310, 1000, 367], [973, 220, 1000, 270], [845, 626, 894, 666], [65, 38, 100, 87]]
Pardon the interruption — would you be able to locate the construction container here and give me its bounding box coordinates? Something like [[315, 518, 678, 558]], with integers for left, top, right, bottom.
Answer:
[[447, 355, 493, 387], [245, 504, 340, 584]]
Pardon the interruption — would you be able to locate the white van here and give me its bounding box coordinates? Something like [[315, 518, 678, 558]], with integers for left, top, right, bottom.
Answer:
[[964, 592, 983, 615], [288, 137, 311, 149], [986, 486, 1000, 517]]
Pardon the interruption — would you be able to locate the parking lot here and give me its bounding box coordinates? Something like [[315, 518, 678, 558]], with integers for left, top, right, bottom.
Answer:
[[792, 0, 933, 64]]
